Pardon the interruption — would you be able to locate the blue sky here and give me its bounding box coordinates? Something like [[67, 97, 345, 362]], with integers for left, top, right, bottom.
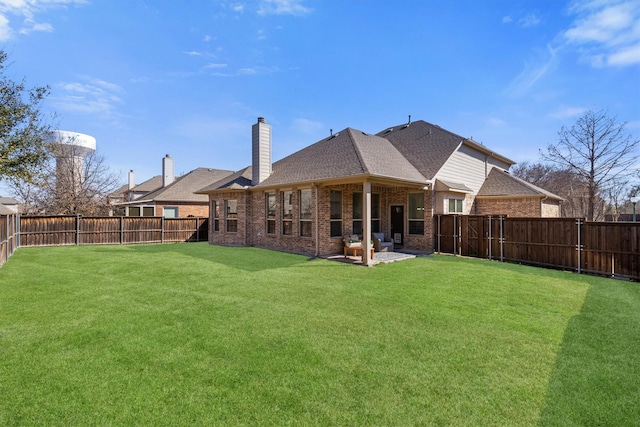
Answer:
[[1, 0, 639, 188]]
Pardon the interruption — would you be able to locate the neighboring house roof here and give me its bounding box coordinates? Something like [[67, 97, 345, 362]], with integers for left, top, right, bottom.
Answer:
[[477, 168, 564, 200], [130, 175, 163, 195], [198, 166, 253, 193], [0, 196, 20, 205], [126, 167, 234, 204], [108, 183, 129, 201], [0, 197, 21, 214]]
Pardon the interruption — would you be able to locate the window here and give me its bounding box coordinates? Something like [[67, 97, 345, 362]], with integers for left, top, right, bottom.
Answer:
[[266, 193, 276, 235], [408, 193, 425, 235], [212, 201, 219, 232], [282, 191, 293, 235], [226, 199, 237, 233], [371, 193, 381, 233], [448, 198, 464, 214], [330, 190, 342, 237], [130, 206, 154, 217], [352, 192, 363, 236], [299, 189, 312, 237], [353, 192, 380, 235], [163, 207, 178, 218]]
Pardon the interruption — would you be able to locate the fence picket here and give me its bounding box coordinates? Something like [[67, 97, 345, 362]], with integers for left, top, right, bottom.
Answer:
[[435, 215, 639, 281]]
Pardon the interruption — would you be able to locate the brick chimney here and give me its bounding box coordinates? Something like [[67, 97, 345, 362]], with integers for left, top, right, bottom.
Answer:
[[162, 154, 175, 187], [252, 117, 271, 185]]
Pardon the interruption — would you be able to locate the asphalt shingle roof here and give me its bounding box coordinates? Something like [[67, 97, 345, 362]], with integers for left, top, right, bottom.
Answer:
[[197, 167, 252, 193], [254, 128, 427, 188], [478, 168, 563, 200], [131, 176, 163, 194], [141, 167, 234, 202], [377, 120, 465, 180]]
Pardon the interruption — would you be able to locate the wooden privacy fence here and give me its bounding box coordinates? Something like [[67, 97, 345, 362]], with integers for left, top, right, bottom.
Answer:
[[435, 215, 640, 281], [0, 214, 19, 268], [18, 216, 209, 247]]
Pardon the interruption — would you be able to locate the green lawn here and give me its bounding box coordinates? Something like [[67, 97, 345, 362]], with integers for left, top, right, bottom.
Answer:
[[0, 243, 637, 426]]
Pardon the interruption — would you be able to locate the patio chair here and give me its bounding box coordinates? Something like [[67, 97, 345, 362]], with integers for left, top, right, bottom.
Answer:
[[373, 232, 394, 252]]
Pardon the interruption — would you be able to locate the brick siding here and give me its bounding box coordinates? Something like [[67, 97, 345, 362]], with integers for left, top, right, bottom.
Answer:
[[207, 183, 436, 256], [155, 202, 208, 218], [473, 197, 543, 217]]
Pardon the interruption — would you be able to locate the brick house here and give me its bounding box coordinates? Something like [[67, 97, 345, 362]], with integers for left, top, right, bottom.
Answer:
[[197, 117, 562, 264], [111, 155, 233, 218]]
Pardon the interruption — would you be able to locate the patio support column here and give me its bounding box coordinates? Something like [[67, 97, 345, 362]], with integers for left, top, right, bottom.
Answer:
[[363, 180, 372, 266]]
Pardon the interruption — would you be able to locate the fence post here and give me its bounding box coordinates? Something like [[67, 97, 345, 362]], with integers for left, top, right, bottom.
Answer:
[[161, 216, 165, 243], [196, 217, 200, 242], [488, 215, 492, 260], [576, 218, 582, 275], [499, 215, 504, 262], [76, 215, 81, 245], [437, 215, 441, 253], [16, 214, 20, 249], [4, 214, 8, 264], [453, 215, 458, 255], [120, 216, 124, 245]]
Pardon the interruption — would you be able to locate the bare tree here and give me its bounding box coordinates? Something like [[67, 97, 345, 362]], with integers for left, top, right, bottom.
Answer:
[[9, 144, 121, 215], [511, 161, 603, 218], [0, 50, 52, 183], [542, 109, 639, 221]]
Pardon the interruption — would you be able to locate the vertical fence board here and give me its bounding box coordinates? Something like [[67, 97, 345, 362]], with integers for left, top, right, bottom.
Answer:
[[434, 215, 639, 281]]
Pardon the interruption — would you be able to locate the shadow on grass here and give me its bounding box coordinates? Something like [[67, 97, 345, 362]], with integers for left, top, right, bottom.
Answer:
[[539, 278, 640, 426], [124, 242, 329, 272]]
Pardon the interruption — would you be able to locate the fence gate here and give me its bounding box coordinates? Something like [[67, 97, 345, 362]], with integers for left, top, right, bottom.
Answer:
[[461, 215, 484, 257]]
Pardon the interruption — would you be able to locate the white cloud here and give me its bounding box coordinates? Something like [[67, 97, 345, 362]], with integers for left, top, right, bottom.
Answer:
[[549, 105, 588, 119], [505, 44, 559, 97], [502, 15, 512, 24], [519, 13, 541, 28], [564, 0, 640, 66], [0, 13, 11, 39], [487, 117, 507, 127], [257, 0, 311, 16], [607, 42, 640, 65], [52, 76, 123, 117], [0, 0, 86, 41], [204, 63, 227, 69], [291, 118, 323, 134]]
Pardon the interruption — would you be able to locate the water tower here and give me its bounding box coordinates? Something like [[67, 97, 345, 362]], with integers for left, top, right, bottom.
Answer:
[[47, 130, 96, 190]]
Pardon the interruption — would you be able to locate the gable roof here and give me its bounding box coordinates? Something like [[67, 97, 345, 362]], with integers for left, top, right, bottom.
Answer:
[[255, 128, 427, 188], [377, 120, 463, 179], [134, 167, 233, 202], [377, 120, 514, 179], [197, 166, 253, 193], [0, 196, 20, 205], [197, 128, 428, 193], [130, 175, 163, 195], [477, 168, 563, 200]]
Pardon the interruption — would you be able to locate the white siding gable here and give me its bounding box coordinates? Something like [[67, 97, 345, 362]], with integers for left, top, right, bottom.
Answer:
[[434, 143, 511, 194]]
